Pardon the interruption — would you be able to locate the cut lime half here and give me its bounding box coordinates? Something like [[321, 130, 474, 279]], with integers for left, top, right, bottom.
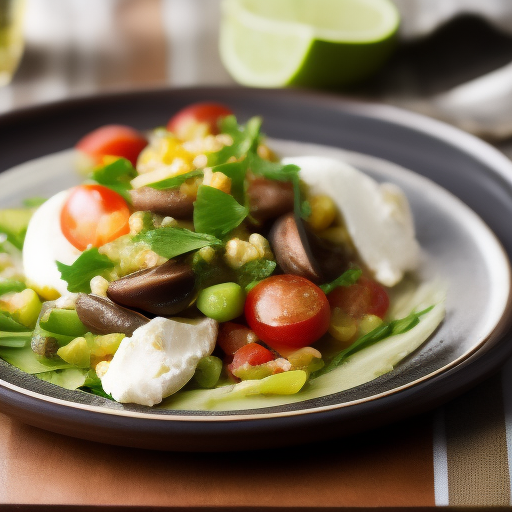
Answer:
[[220, 0, 400, 88]]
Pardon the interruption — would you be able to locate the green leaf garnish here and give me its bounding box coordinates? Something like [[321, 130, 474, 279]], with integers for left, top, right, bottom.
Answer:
[[0, 331, 32, 348], [236, 259, 277, 290], [211, 160, 248, 204], [320, 268, 362, 295], [248, 152, 300, 182], [208, 115, 262, 166], [90, 158, 137, 200], [56, 248, 115, 293], [148, 169, 204, 190], [193, 185, 249, 238], [313, 306, 434, 378], [134, 226, 223, 259], [23, 197, 47, 208], [0, 279, 26, 296], [0, 311, 30, 332]]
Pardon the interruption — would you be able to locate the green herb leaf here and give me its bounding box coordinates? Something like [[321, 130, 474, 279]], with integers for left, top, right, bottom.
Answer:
[[0, 279, 26, 296], [211, 160, 248, 204], [248, 152, 300, 182], [23, 197, 47, 208], [148, 169, 204, 190], [90, 158, 137, 200], [194, 185, 249, 238], [56, 248, 115, 293], [320, 268, 362, 295], [208, 115, 262, 166], [313, 306, 434, 378], [134, 226, 223, 259], [236, 259, 276, 290]]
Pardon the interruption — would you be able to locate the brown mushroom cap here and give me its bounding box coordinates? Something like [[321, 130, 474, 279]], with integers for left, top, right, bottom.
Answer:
[[107, 259, 196, 316], [75, 293, 150, 336], [247, 177, 294, 223], [129, 187, 194, 219]]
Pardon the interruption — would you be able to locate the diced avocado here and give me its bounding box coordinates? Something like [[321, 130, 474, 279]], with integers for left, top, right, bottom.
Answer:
[[39, 308, 88, 337], [57, 337, 91, 368], [0, 208, 34, 250], [8, 289, 42, 328]]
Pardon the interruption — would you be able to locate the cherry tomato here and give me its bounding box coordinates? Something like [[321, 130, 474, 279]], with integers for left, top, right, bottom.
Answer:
[[167, 102, 233, 139], [61, 184, 131, 251], [244, 275, 330, 349], [327, 276, 389, 319], [229, 343, 274, 373], [76, 125, 147, 166], [217, 322, 258, 356]]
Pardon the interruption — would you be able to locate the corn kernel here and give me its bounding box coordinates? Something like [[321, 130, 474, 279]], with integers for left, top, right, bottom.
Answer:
[[359, 314, 383, 335], [197, 246, 216, 263], [248, 233, 274, 260], [192, 154, 208, 169], [179, 177, 201, 199], [210, 172, 232, 194], [307, 195, 337, 231], [95, 360, 110, 379], [90, 276, 109, 297], [329, 307, 357, 343], [224, 238, 260, 269]]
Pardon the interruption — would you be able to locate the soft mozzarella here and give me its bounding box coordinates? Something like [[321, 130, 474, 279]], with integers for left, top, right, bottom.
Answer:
[[22, 190, 81, 298], [284, 156, 420, 287], [100, 317, 219, 406]]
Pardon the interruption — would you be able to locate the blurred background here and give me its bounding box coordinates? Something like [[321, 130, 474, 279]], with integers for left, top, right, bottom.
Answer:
[[2, 0, 512, 158]]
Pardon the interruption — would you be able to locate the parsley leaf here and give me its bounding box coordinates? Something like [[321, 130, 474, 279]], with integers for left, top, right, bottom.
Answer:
[[56, 248, 115, 293], [194, 185, 249, 238], [208, 115, 262, 166], [211, 160, 248, 204], [90, 158, 137, 200], [148, 169, 204, 190], [312, 306, 434, 378], [248, 152, 300, 182], [236, 259, 277, 290], [320, 268, 362, 295], [134, 226, 223, 259]]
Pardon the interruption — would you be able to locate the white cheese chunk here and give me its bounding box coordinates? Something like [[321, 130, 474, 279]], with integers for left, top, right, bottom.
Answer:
[[100, 316, 219, 406], [283, 156, 420, 287]]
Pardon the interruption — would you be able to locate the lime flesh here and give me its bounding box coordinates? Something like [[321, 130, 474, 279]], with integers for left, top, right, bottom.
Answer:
[[220, 0, 400, 88]]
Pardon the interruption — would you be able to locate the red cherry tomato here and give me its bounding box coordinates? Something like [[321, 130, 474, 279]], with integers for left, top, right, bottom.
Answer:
[[229, 343, 274, 373], [244, 275, 330, 349], [76, 125, 147, 166], [327, 276, 389, 319], [61, 184, 131, 251], [217, 322, 258, 356], [167, 102, 233, 138]]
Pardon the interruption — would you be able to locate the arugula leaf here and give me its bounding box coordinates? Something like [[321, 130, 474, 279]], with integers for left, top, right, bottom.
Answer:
[[320, 268, 362, 295], [248, 152, 300, 182], [236, 259, 276, 290], [56, 248, 115, 293], [90, 158, 137, 200], [313, 306, 434, 378], [194, 185, 249, 238], [148, 169, 204, 190], [134, 226, 223, 259], [208, 115, 262, 166]]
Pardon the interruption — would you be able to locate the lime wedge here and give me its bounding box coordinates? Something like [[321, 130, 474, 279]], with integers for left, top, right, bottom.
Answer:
[[220, 0, 400, 88]]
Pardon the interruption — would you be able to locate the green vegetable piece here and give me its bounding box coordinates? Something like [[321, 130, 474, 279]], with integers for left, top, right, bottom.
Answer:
[[36, 368, 88, 390], [0, 344, 72, 374], [91, 157, 137, 201], [148, 169, 203, 190], [320, 268, 362, 295], [134, 226, 222, 259], [87, 332, 124, 357], [0, 311, 29, 332], [22, 197, 47, 208], [0, 279, 26, 296], [258, 370, 307, 395], [194, 185, 248, 238], [57, 337, 91, 368], [8, 289, 42, 329], [0, 331, 32, 348], [32, 325, 76, 348], [248, 152, 300, 182], [232, 363, 274, 381], [0, 208, 34, 250], [39, 308, 88, 337], [211, 160, 248, 204], [196, 282, 245, 322], [57, 248, 115, 293], [236, 259, 276, 290], [193, 356, 223, 388]]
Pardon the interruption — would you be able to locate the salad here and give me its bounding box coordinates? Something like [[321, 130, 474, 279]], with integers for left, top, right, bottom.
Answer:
[[0, 102, 445, 409]]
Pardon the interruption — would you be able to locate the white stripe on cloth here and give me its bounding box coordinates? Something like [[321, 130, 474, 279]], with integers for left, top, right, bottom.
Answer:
[[433, 407, 449, 506]]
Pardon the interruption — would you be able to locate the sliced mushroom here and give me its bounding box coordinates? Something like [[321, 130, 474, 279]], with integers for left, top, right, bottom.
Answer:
[[129, 187, 194, 219], [75, 293, 149, 336], [269, 213, 348, 284], [247, 177, 294, 223], [107, 259, 196, 316]]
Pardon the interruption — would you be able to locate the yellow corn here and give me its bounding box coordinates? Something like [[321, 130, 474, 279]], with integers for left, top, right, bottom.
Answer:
[[307, 194, 337, 231], [210, 172, 232, 194], [328, 307, 357, 343], [359, 314, 383, 335]]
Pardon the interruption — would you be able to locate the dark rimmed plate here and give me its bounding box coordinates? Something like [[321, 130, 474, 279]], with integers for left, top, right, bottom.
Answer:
[[0, 87, 512, 451]]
